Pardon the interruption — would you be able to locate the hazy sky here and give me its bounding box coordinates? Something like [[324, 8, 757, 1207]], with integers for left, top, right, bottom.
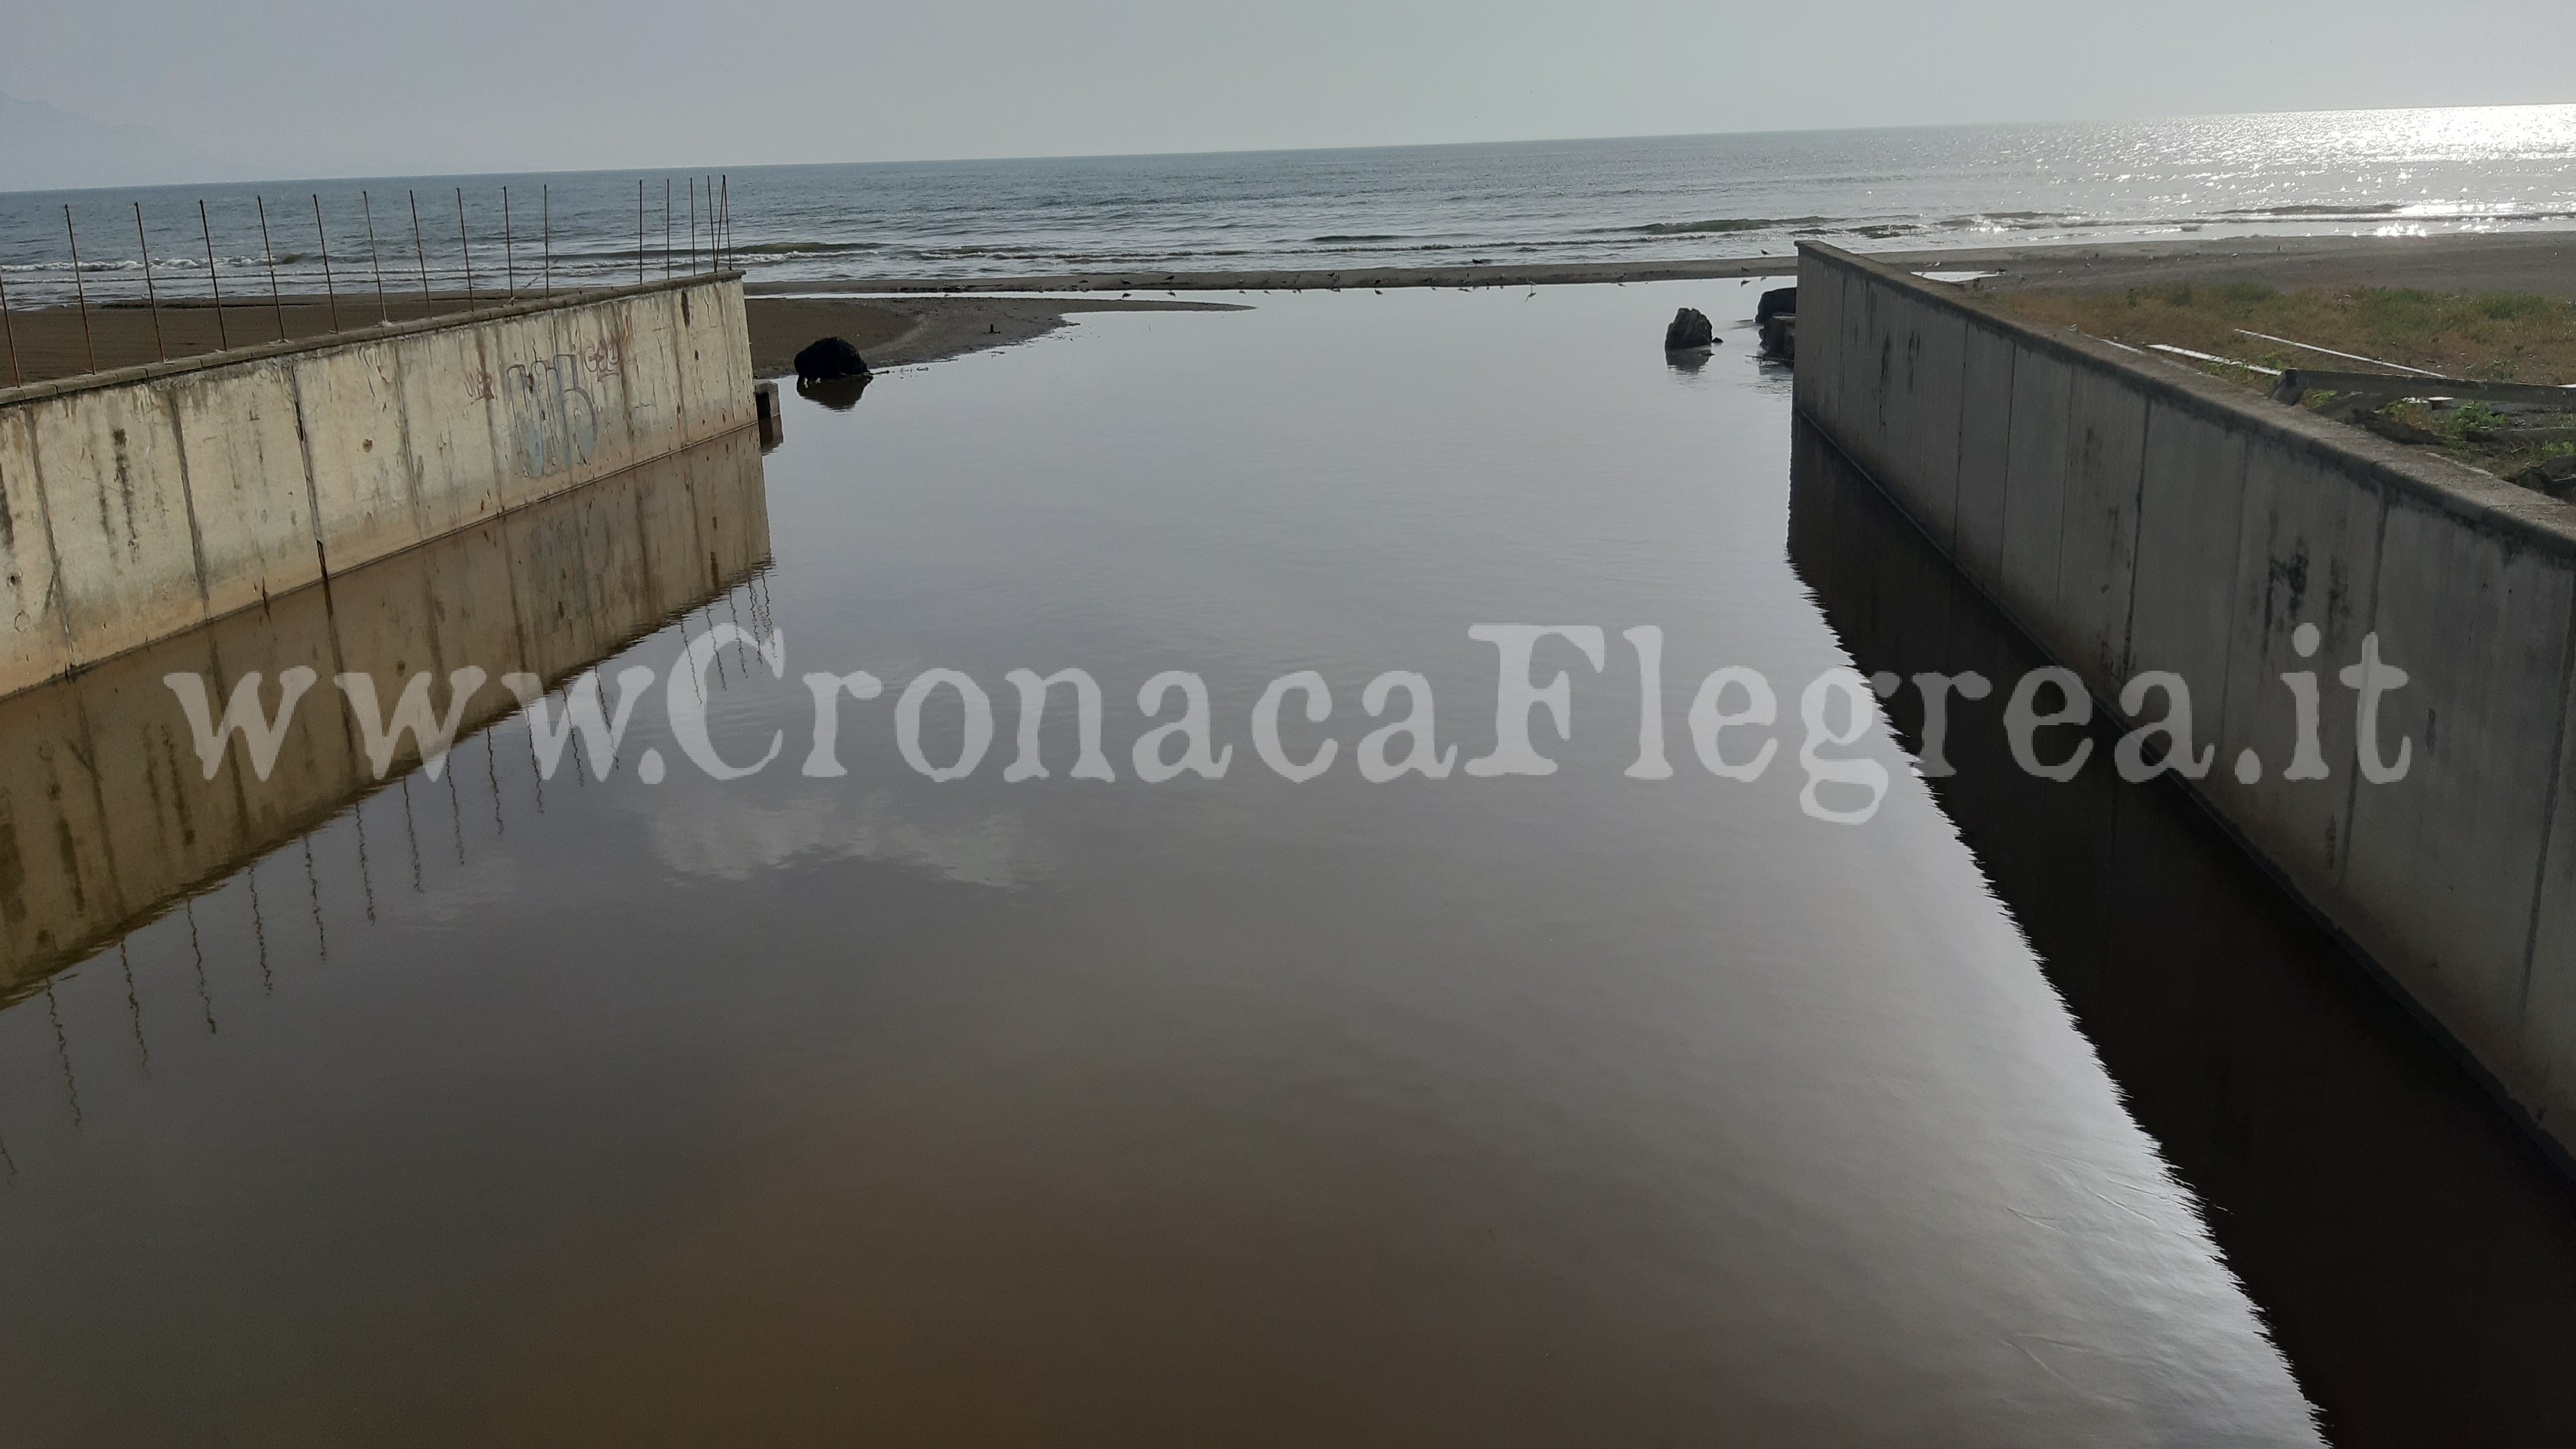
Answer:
[[4, 0, 2572, 183]]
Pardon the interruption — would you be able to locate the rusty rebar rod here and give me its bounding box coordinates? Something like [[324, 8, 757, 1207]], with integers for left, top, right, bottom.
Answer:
[[636, 180, 646, 286], [362, 190, 388, 324], [134, 204, 167, 361], [199, 200, 229, 349], [312, 195, 339, 334], [687, 176, 698, 273], [664, 177, 673, 280], [254, 195, 286, 342], [502, 186, 515, 298], [455, 188, 476, 309], [64, 207, 96, 373], [0, 263, 21, 386], [408, 190, 431, 317], [541, 184, 551, 298]]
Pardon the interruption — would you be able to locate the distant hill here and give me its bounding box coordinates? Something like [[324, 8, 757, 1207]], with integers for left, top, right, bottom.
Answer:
[[0, 89, 224, 193]]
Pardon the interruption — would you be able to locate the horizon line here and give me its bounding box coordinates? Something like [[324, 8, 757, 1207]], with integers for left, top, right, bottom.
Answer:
[[6, 98, 2572, 200]]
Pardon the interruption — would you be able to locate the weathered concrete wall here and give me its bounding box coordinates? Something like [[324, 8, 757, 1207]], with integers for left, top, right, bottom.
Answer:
[[0, 274, 753, 698], [0, 427, 770, 1000], [1796, 241, 2576, 1160]]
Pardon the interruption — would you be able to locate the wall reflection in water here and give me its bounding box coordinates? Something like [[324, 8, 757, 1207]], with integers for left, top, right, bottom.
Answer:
[[0, 429, 772, 1007], [1788, 415, 2576, 1448]]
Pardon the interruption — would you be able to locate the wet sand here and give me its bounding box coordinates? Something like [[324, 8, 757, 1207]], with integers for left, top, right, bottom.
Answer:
[[743, 295, 1246, 378]]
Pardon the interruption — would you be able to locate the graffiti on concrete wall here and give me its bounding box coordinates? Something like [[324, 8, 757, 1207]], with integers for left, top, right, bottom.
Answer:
[[504, 356, 599, 479]]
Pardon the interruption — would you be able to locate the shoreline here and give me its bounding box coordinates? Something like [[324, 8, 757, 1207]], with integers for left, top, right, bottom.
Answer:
[[750, 253, 1811, 297], [7, 233, 2572, 388], [748, 232, 2576, 299]]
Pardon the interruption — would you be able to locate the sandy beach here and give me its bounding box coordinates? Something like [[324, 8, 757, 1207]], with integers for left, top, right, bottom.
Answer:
[[0, 293, 499, 389], [7, 232, 2572, 391], [0, 289, 1245, 388]]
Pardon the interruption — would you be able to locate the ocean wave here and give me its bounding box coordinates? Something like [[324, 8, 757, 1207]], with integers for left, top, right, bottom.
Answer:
[[1622, 217, 1833, 235], [1, 252, 385, 274], [1308, 233, 1406, 243], [2221, 203, 2409, 217], [740, 240, 887, 255]]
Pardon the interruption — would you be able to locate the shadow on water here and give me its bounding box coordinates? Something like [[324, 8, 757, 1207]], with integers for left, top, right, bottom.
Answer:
[[0, 429, 774, 1008], [1787, 415, 2576, 1448]]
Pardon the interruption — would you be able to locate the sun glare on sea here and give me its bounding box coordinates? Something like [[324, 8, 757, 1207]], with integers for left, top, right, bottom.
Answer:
[[2313, 103, 2576, 157]]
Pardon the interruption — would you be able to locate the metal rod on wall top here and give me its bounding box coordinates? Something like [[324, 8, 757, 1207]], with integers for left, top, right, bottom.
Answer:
[[199, 200, 229, 349], [64, 207, 96, 373], [0, 263, 20, 386], [455, 188, 475, 309], [134, 203, 167, 362], [687, 176, 697, 274], [362, 191, 388, 324], [254, 195, 286, 342], [312, 195, 339, 334], [502, 187, 515, 298], [664, 178, 672, 280], [636, 180, 646, 286], [541, 184, 552, 298], [408, 190, 431, 318]]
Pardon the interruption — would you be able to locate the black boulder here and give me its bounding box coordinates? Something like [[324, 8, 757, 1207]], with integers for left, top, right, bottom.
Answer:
[[793, 336, 871, 382], [1664, 307, 1715, 351]]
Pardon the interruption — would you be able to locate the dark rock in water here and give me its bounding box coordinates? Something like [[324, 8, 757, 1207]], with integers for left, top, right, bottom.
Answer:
[[1664, 307, 1715, 351], [1756, 286, 1798, 325], [793, 336, 870, 382], [1758, 313, 1797, 362], [797, 372, 871, 411]]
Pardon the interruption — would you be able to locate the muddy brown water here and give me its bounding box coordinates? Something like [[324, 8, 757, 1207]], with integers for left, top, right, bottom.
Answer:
[[0, 285, 2565, 1445]]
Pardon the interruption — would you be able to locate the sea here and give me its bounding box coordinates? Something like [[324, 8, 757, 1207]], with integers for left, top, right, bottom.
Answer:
[[3, 103, 2574, 308]]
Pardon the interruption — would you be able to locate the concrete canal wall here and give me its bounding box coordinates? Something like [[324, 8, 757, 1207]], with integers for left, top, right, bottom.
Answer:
[[1794, 241, 2576, 1158], [0, 273, 753, 700], [0, 427, 771, 999]]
